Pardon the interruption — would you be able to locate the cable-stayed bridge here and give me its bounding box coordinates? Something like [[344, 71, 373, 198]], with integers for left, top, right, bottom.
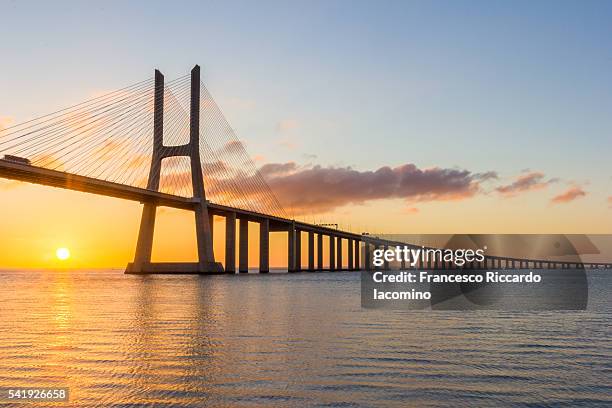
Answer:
[[0, 66, 609, 273]]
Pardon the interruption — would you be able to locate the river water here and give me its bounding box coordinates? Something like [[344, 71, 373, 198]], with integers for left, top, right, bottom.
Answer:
[[0, 269, 610, 407]]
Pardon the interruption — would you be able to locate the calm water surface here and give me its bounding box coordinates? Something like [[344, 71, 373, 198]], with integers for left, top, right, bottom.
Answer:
[[0, 269, 610, 407]]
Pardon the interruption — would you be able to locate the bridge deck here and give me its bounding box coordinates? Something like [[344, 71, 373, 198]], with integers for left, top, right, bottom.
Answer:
[[0, 160, 197, 210]]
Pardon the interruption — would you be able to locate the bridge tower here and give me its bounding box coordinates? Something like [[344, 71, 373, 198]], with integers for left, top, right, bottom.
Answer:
[[127, 65, 224, 274]]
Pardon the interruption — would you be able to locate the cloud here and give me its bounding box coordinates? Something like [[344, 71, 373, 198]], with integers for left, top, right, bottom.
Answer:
[[258, 162, 494, 215], [551, 186, 587, 204], [259, 162, 298, 177], [496, 172, 558, 196]]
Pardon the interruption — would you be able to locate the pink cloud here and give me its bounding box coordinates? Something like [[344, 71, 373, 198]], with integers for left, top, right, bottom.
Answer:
[[496, 172, 558, 196], [551, 186, 587, 204], [258, 162, 495, 215]]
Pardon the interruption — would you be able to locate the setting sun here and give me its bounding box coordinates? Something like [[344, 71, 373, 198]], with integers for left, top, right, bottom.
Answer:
[[56, 247, 70, 261]]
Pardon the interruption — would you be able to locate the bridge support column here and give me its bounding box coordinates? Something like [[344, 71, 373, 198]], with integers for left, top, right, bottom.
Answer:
[[225, 212, 236, 273], [347, 240, 354, 270], [209, 213, 214, 237], [259, 219, 269, 273], [308, 232, 315, 271], [364, 242, 371, 269], [317, 233, 323, 271], [295, 230, 302, 271], [239, 219, 249, 273], [337, 238, 343, 270], [128, 65, 222, 274], [329, 236, 336, 271], [288, 224, 296, 272], [355, 240, 360, 270], [133, 203, 156, 270], [131, 69, 164, 273]]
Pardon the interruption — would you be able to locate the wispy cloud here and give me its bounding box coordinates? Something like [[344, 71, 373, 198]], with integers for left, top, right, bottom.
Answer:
[[496, 172, 558, 197], [551, 186, 587, 204]]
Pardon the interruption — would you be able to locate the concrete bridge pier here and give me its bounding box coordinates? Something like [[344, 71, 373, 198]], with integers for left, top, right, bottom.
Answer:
[[347, 240, 354, 271], [128, 66, 223, 274], [259, 219, 269, 273], [209, 213, 214, 238], [354, 240, 360, 270], [295, 230, 302, 272], [288, 224, 296, 272], [308, 231, 315, 271], [329, 236, 336, 271], [239, 219, 249, 273], [225, 212, 236, 273]]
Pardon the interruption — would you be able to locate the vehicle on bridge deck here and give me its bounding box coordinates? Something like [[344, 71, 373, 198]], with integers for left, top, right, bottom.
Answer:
[[2, 155, 31, 165]]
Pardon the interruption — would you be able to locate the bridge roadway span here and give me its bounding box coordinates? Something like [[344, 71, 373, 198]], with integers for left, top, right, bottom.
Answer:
[[1, 159, 610, 273]]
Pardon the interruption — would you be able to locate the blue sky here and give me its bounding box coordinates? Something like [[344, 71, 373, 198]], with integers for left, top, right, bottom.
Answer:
[[1, 0, 612, 231]]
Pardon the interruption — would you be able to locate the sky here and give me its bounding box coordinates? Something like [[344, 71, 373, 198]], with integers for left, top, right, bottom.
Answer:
[[1, 0, 612, 268]]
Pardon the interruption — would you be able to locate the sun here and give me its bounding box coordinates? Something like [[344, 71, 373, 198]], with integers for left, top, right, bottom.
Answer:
[[56, 247, 70, 261]]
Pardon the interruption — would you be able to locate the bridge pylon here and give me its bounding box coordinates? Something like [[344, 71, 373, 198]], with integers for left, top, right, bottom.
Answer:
[[126, 65, 224, 274]]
